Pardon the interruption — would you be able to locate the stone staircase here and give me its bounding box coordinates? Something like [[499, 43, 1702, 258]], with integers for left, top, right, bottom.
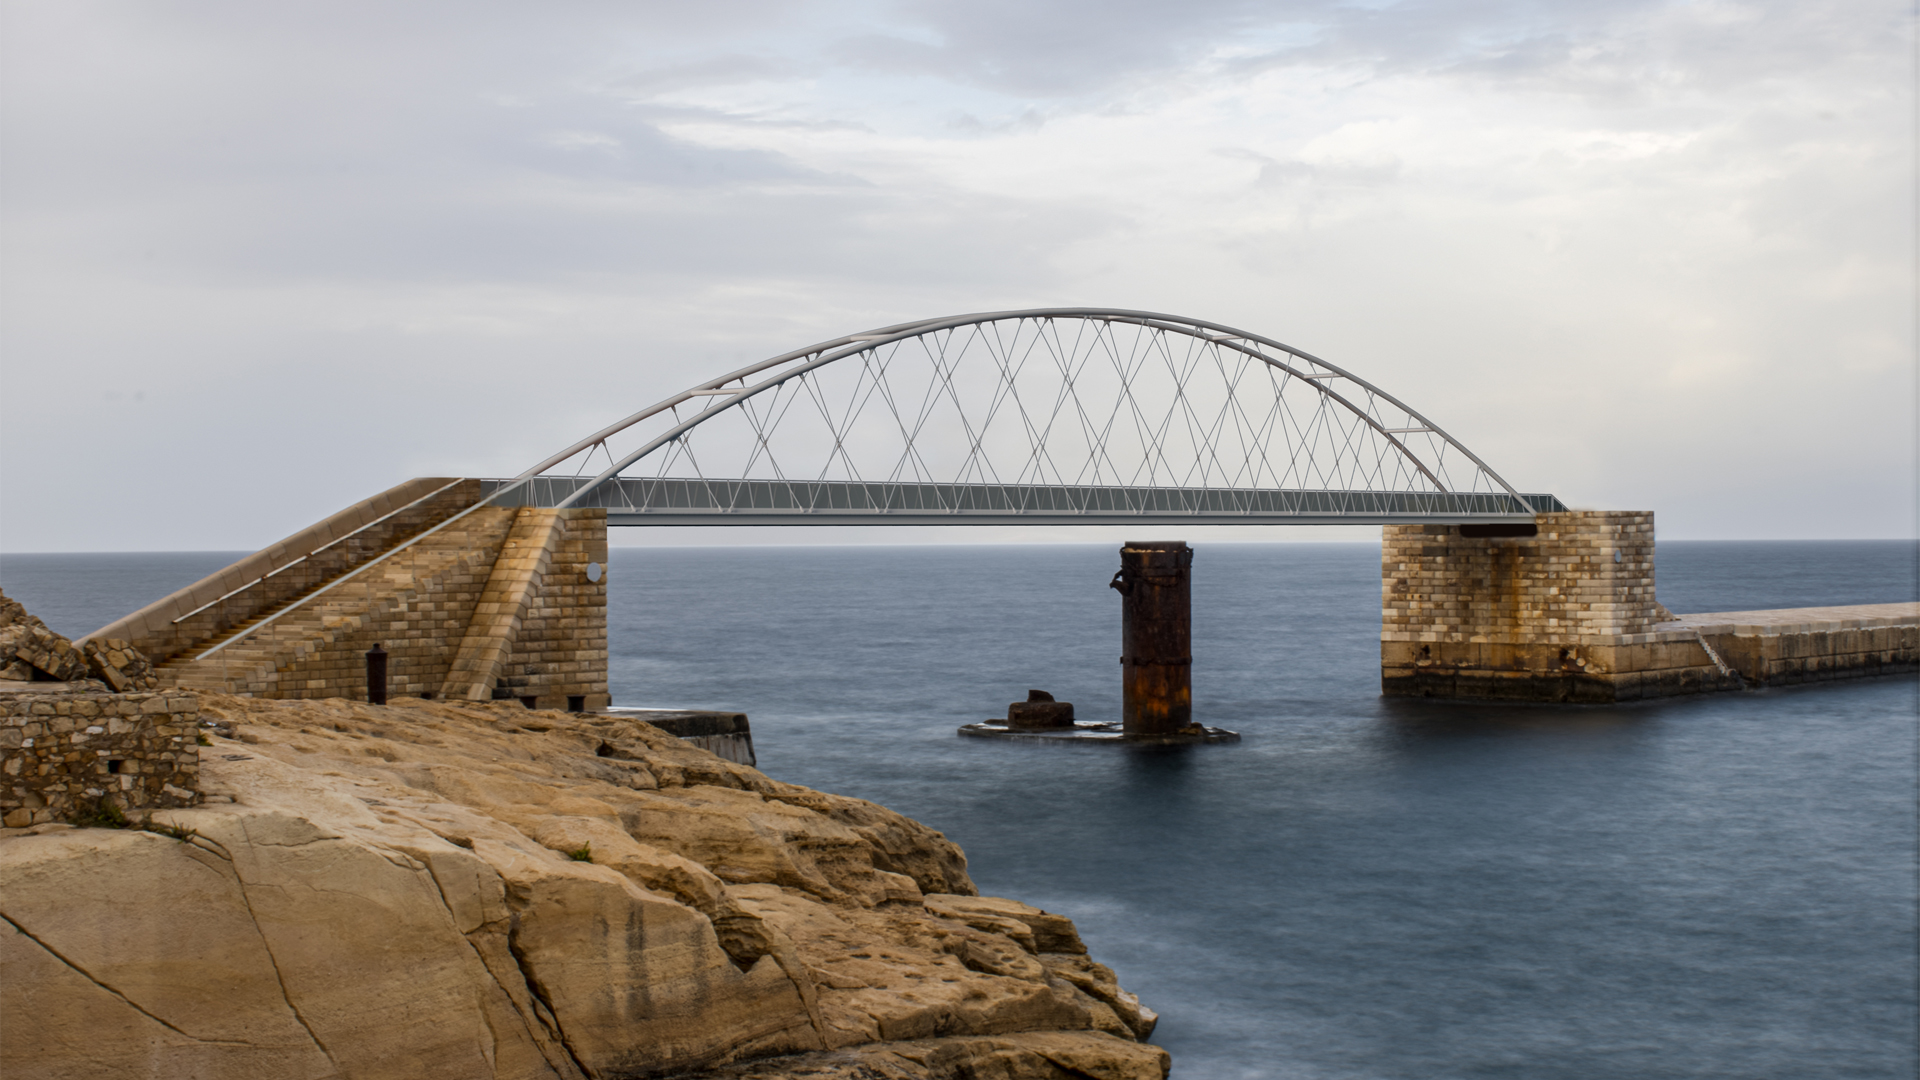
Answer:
[[153, 510, 519, 698], [90, 475, 608, 711]]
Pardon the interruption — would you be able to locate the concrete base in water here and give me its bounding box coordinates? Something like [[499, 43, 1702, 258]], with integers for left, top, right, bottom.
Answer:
[[609, 708, 757, 766], [958, 719, 1241, 745], [1384, 602, 1919, 703]]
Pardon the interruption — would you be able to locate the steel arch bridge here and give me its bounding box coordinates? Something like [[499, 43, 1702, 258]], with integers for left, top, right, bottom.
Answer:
[[488, 308, 1564, 526]]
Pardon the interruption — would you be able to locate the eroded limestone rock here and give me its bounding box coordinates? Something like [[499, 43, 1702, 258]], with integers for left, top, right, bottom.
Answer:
[[0, 693, 1165, 1080], [688, 1031, 1170, 1079]]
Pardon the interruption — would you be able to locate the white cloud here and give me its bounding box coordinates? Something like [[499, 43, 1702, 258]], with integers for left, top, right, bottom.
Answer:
[[0, 0, 1910, 550]]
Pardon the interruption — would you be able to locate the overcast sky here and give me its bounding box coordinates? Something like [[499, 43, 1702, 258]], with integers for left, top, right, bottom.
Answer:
[[1, 0, 1912, 552]]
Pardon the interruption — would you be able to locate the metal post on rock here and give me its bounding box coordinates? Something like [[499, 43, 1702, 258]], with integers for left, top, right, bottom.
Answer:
[[365, 643, 388, 706]]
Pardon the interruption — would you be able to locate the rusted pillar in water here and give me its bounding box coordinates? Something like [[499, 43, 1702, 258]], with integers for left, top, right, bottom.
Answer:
[[1110, 541, 1192, 736]]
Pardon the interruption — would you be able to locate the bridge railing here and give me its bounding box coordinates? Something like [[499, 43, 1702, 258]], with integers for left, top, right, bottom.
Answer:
[[480, 476, 1565, 525]]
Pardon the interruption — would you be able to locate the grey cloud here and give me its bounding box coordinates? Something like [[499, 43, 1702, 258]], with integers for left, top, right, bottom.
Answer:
[[1, 0, 1909, 550], [603, 54, 806, 98], [867, 0, 1899, 109], [832, 0, 1284, 96]]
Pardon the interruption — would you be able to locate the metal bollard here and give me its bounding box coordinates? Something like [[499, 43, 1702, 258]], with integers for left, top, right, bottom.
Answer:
[[365, 643, 388, 706], [1109, 541, 1192, 736]]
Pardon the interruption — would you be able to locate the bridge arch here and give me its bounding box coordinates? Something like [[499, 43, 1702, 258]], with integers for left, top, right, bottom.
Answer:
[[495, 308, 1561, 524]]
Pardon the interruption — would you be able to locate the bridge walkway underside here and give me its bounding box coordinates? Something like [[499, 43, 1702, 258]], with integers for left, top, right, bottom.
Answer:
[[483, 477, 1567, 526]]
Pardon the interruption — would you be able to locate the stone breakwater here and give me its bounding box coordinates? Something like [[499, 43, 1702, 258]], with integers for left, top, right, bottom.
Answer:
[[0, 693, 1168, 1080], [1382, 515, 1919, 701]]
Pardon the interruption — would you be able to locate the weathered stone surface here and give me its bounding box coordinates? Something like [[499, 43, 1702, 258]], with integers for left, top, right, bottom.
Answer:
[[0, 694, 1163, 1079], [0, 591, 158, 693], [924, 894, 1087, 956], [80, 638, 159, 692], [686, 1031, 1171, 1079], [0, 590, 92, 683]]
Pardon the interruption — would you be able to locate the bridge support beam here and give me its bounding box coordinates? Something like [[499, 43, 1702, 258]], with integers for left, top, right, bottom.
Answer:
[[1113, 541, 1194, 735]]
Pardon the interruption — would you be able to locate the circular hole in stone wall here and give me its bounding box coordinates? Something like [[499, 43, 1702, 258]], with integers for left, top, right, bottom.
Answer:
[[586, 562, 603, 583]]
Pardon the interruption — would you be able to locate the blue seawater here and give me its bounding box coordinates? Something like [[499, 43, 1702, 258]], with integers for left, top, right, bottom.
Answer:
[[2, 540, 1914, 1079]]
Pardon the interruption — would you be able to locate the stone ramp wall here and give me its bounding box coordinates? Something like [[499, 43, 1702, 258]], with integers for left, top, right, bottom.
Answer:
[[441, 509, 578, 703], [163, 507, 608, 711], [84, 477, 486, 664], [171, 507, 521, 699], [105, 479, 611, 711]]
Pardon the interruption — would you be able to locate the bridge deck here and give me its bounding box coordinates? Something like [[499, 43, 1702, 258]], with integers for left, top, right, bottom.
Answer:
[[481, 477, 1566, 526]]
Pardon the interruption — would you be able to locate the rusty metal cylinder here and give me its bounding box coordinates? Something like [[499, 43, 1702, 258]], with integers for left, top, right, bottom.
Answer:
[[1110, 541, 1192, 736], [365, 643, 388, 706]]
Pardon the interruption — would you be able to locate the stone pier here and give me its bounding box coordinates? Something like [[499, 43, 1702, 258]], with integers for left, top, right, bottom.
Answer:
[[1382, 511, 1918, 702]]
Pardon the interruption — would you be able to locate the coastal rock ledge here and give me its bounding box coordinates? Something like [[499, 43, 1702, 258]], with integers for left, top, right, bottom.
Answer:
[[0, 693, 1168, 1080]]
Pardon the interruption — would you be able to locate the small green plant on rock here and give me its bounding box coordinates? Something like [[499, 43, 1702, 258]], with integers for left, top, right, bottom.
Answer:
[[67, 799, 197, 842], [196, 734, 212, 746], [567, 842, 593, 863], [70, 798, 128, 829], [139, 817, 198, 842]]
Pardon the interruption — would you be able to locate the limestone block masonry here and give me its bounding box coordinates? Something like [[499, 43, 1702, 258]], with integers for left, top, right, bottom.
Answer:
[[1382, 511, 1918, 701], [0, 691, 200, 826], [84, 480, 611, 713]]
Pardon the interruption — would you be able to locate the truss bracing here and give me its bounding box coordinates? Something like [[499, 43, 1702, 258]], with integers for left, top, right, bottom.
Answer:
[[498, 309, 1563, 525]]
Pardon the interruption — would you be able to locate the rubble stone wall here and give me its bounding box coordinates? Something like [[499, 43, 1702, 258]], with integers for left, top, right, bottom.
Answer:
[[0, 691, 200, 826]]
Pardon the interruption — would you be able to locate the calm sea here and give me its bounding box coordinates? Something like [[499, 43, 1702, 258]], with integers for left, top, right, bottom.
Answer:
[[3, 540, 1915, 1080]]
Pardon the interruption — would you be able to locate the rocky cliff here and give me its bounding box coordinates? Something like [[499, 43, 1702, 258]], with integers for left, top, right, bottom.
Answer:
[[0, 693, 1167, 1080]]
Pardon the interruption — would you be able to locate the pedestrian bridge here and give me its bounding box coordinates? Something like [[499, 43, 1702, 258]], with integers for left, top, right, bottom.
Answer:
[[86, 308, 1564, 706], [495, 308, 1563, 526]]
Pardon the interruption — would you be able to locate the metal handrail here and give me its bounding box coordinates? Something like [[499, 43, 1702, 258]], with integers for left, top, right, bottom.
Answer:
[[171, 478, 468, 625], [193, 477, 530, 661]]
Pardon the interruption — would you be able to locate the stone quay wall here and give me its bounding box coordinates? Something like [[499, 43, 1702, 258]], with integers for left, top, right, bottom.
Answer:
[[1, 691, 200, 826], [1668, 605, 1918, 692], [1382, 511, 1917, 701]]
